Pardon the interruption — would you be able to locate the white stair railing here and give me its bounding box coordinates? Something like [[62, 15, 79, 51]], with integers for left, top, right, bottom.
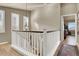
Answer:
[[11, 30, 60, 56]]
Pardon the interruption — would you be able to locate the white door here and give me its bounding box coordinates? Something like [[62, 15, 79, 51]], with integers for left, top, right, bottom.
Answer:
[[61, 14, 77, 46]]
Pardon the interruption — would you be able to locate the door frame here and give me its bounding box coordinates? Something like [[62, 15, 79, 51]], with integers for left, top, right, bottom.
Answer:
[[61, 14, 77, 45]]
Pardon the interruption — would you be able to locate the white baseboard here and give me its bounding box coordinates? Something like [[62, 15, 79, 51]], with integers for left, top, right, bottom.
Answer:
[[0, 42, 8, 45], [53, 41, 64, 56], [11, 45, 36, 56]]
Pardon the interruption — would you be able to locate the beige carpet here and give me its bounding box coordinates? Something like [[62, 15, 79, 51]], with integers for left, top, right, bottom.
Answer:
[[57, 44, 79, 56]]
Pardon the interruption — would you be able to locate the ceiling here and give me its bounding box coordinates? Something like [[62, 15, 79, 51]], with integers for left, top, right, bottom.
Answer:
[[64, 16, 75, 21], [0, 3, 26, 10], [26, 3, 47, 10], [27, 3, 70, 10]]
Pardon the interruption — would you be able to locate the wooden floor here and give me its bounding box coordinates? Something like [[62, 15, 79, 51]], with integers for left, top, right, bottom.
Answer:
[[0, 43, 21, 56]]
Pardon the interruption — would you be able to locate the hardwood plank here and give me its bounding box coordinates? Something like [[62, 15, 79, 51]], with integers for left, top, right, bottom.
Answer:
[[0, 43, 21, 56]]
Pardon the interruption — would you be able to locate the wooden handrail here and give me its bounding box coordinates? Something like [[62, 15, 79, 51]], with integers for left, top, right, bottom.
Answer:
[[47, 30, 60, 33], [12, 30, 60, 33], [12, 30, 43, 33]]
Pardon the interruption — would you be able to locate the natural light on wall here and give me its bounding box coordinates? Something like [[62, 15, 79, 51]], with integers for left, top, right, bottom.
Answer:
[[0, 10, 5, 33]]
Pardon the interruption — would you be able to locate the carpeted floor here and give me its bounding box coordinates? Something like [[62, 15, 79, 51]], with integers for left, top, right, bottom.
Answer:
[[57, 36, 79, 56], [57, 45, 78, 56]]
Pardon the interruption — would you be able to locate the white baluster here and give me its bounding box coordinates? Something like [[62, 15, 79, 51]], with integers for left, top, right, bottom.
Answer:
[[42, 29, 47, 56], [34, 33, 36, 54], [28, 32, 30, 51], [26, 32, 28, 51], [27, 32, 29, 51], [39, 38, 43, 56], [24, 32, 26, 50], [37, 33, 40, 56], [36, 34, 38, 55], [15, 32, 16, 46], [31, 33, 33, 53]]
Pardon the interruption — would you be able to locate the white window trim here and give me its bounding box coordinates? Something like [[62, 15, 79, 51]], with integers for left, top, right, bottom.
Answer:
[[0, 10, 5, 33]]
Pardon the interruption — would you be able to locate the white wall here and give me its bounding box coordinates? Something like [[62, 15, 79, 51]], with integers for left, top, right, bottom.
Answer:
[[61, 3, 77, 15], [31, 4, 60, 31], [77, 4, 79, 11], [30, 4, 61, 55], [0, 6, 27, 43]]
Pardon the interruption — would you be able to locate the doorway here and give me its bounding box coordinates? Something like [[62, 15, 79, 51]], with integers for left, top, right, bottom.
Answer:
[[61, 14, 77, 46]]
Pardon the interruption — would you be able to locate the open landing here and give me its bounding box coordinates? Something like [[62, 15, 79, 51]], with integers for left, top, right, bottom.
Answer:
[[57, 36, 79, 56], [0, 43, 21, 56]]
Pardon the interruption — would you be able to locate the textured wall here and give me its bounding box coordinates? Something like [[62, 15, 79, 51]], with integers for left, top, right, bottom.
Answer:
[[61, 3, 77, 15], [31, 4, 60, 31]]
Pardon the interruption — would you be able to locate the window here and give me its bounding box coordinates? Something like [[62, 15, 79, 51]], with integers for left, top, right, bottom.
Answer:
[[68, 22, 75, 30], [23, 16, 29, 31], [11, 13, 19, 30], [0, 10, 5, 33]]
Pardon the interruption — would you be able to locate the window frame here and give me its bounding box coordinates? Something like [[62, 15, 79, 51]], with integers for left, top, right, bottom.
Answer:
[[11, 13, 19, 30], [0, 10, 5, 33], [23, 16, 29, 31]]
